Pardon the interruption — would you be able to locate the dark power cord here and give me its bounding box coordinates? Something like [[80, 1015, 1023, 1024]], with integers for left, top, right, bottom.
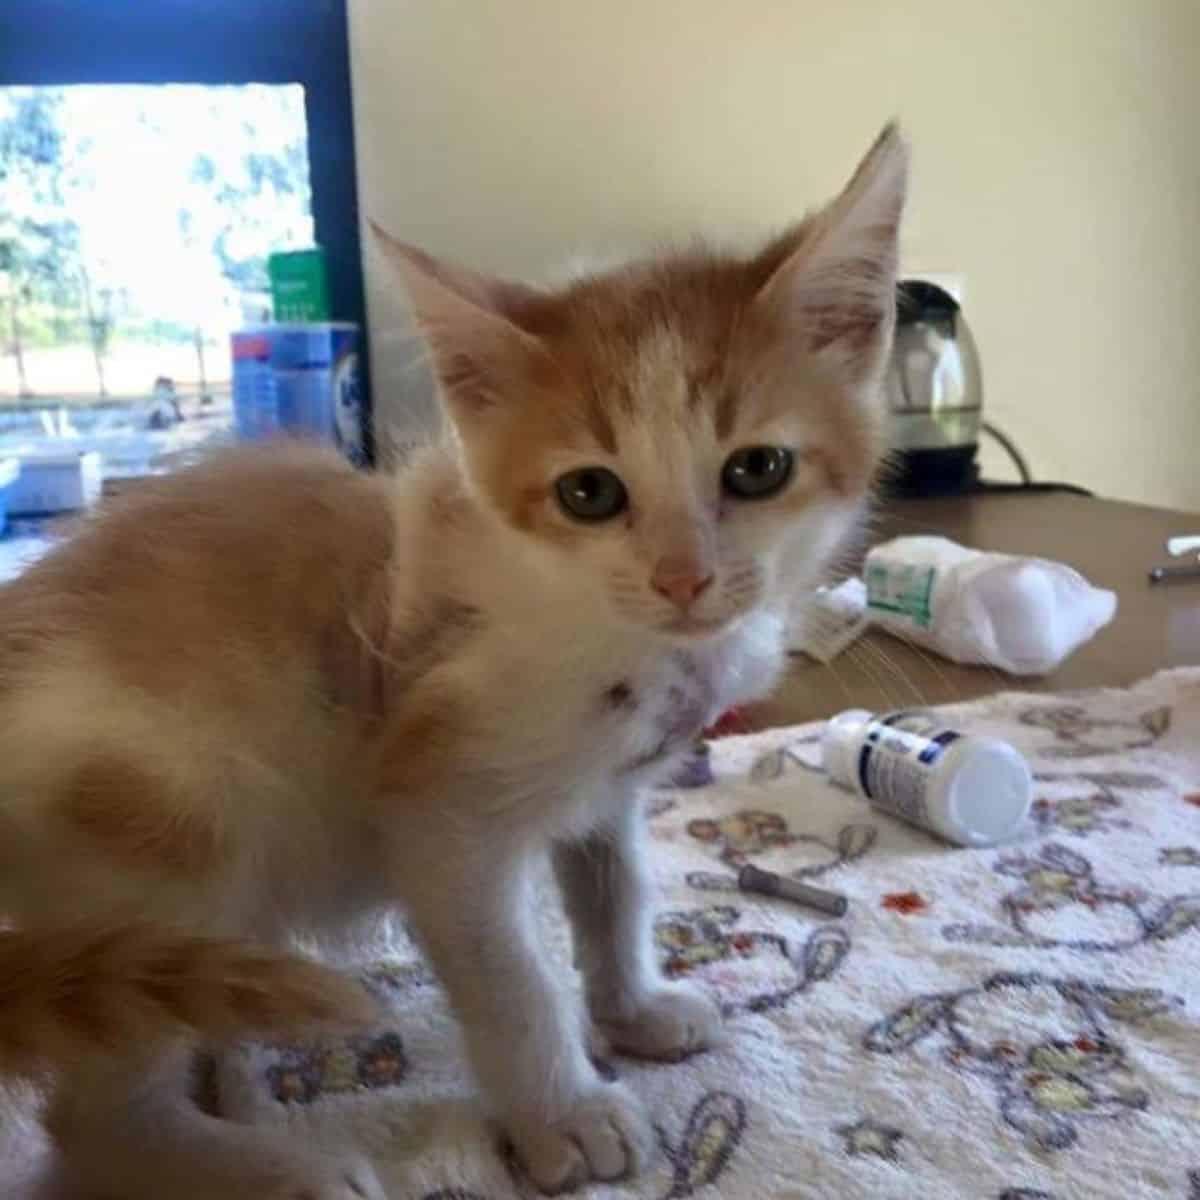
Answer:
[[981, 421, 1032, 485], [973, 421, 1093, 498]]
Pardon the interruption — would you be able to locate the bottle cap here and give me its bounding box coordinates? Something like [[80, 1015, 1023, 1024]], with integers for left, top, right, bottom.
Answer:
[[944, 737, 1032, 845], [821, 709, 873, 791]]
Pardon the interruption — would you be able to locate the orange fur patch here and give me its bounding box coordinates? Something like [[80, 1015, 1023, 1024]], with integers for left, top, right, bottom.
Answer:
[[371, 687, 466, 805], [59, 756, 226, 874], [0, 444, 396, 706], [3, 925, 377, 1080]]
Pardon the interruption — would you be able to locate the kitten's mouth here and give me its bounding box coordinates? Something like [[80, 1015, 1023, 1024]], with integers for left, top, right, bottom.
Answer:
[[663, 613, 735, 639], [619, 733, 674, 774]]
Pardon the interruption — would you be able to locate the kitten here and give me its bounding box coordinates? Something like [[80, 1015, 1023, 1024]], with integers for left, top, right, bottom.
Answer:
[[0, 124, 906, 1198]]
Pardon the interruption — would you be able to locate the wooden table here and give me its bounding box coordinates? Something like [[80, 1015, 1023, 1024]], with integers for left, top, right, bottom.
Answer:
[[755, 490, 1200, 727]]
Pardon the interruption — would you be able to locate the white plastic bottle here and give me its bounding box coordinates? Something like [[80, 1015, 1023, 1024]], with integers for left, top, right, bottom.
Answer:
[[821, 709, 1032, 846], [862, 536, 1117, 677]]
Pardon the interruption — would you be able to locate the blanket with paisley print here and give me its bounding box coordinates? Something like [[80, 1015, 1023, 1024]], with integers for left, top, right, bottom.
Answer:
[[214, 670, 1200, 1200]]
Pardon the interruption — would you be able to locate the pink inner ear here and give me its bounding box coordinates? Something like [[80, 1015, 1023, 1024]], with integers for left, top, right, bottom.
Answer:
[[431, 346, 488, 407], [422, 289, 556, 417], [750, 231, 898, 379], [806, 289, 892, 356], [756, 126, 908, 374], [372, 222, 553, 415]]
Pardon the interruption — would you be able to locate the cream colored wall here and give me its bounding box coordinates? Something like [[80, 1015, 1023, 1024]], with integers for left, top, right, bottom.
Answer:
[[349, 0, 1200, 511]]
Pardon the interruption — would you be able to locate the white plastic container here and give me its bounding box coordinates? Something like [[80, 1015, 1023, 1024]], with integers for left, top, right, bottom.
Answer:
[[822, 708, 1032, 846], [863, 536, 1117, 677], [0, 458, 21, 534], [7, 451, 102, 516]]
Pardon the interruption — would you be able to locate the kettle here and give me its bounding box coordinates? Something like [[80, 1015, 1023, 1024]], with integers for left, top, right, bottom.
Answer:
[[884, 280, 983, 496]]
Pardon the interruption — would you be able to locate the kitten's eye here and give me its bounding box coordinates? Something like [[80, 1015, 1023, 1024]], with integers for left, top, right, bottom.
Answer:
[[555, 467, 628, 521], [721, 446, 794, 499]]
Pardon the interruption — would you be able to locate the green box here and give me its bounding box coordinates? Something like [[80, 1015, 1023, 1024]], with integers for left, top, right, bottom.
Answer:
[[268, 248, 330, 322]]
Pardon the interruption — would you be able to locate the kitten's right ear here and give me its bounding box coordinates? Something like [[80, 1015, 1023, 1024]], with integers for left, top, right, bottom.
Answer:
[[369, 221, 548, 417], [754, 123, 909, 390]]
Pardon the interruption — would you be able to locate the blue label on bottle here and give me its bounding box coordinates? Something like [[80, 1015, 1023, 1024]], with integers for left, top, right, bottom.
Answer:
[[918, 730, 960, 764], [855, 717, 944, 829], [858, 729, 879, 800]]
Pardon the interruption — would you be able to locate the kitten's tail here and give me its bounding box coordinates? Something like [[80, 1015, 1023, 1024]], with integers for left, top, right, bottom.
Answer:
[[0, 923, 378, 1074]]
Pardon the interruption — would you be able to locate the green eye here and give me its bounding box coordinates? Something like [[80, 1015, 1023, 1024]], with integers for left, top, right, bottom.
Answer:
[[555, 467, 628, 521], [721, 446, 794, 499]]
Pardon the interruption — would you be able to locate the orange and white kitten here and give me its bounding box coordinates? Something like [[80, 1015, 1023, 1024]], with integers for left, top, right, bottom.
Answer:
[[0, 126, 906, 1197]]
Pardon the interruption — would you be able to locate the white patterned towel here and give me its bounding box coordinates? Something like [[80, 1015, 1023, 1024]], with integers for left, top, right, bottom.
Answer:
[[216, 670, 1200, 1199]]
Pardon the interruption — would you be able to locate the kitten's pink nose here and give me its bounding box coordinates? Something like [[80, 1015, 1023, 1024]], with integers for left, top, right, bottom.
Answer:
[[652, 560, 714, 611]]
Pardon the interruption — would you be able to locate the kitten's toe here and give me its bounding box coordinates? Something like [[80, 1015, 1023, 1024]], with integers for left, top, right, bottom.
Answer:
[[598, 982, 724, 1062], [510, 1082, 653, 1194]]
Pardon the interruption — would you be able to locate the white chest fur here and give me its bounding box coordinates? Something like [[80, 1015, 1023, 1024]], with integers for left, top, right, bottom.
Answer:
[[611, 609, 786, 775], [456, 607, 787, 835]]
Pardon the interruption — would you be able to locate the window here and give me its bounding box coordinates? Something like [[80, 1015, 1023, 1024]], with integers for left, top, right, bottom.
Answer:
[[0, 0, 370, 481], [1, 83, 315, 474]]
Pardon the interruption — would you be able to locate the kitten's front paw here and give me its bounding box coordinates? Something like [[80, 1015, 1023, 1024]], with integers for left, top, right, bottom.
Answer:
[[509, 1082, 653, 1194], [597, 982, 724, 1062]]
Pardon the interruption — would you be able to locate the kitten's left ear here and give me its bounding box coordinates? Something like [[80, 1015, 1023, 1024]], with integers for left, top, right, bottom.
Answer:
[[368, 221, 549, 419], [755, 122, 909, 388]]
